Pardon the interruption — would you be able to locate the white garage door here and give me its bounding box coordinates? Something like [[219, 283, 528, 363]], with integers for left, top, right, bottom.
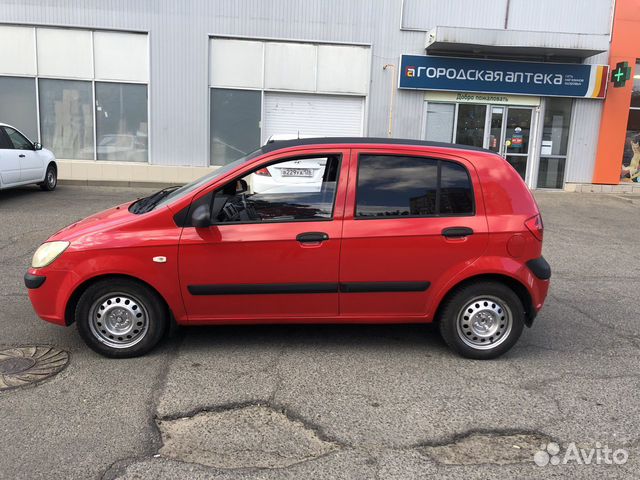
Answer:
[[262, 92, 364, 142]]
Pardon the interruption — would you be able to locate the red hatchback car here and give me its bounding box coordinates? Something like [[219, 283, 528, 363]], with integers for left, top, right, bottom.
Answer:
[[25, 138, 550, 359]]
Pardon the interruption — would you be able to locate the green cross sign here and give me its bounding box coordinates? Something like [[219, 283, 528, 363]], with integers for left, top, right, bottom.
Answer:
[[611, 61, 632, 88]]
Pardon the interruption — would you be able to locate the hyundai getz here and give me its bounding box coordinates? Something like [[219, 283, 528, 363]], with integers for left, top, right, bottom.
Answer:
[[25, 138, 550, 359]]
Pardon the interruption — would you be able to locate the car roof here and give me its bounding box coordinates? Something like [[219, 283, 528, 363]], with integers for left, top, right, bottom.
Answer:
[[260, 136, 491, 154]]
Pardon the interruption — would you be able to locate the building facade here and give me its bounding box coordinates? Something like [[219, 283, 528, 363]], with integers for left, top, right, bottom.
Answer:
[[0, 0, 636, 191]]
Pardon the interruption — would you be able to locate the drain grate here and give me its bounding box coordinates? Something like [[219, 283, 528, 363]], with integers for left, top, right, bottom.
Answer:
[[0, 346, 69, 391]]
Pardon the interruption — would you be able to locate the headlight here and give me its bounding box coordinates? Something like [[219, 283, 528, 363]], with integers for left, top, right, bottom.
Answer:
[[31, 241, 70, 268]]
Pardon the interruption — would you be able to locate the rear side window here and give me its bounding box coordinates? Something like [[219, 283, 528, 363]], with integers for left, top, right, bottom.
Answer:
[[355, 154, 474, 218], [0, 128, 13, 149]]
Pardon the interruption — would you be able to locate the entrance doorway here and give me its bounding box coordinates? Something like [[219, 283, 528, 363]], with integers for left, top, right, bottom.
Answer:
[[484, 106, 533, 180], [423, 101, 537, 183]]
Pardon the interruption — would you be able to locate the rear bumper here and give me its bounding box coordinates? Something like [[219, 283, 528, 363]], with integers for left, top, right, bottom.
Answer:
[[526, 256, 551, 280]]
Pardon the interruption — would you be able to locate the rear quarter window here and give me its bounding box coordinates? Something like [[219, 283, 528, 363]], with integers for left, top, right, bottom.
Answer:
[[355, 154, 474, 218]]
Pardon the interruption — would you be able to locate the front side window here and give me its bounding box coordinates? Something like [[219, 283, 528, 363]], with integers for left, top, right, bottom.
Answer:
[[5, 127, 33, 150], [215, 154, 340, 223], [356, 154, 473, 218]]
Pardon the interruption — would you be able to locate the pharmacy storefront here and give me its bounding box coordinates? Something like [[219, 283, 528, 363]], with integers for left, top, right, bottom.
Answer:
[[401, 55, 609, 189]]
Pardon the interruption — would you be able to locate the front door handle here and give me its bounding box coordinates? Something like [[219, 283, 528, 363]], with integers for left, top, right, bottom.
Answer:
[[296, 232, 329, 243], [18, 154, 25, 158], [442, 227, 474, 238]]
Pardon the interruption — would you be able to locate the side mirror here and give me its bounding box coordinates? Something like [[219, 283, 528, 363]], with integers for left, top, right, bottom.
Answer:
[[33, 142, 43, 151], [191, 204, 211, 228]]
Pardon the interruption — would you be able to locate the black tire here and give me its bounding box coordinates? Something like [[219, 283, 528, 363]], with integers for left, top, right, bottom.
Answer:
[[40, 164, 57, 191], [75, 278, 168, 358], [438, 281, 525, 360]]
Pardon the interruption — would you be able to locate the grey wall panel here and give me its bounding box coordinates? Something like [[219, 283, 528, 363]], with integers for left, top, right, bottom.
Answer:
[[401, 0, 507, 31], [507, 0, 613, 35], [565, 52, 609, 184]]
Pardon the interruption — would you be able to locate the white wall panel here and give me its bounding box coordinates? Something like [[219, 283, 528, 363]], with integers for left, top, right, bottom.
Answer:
[[36, 28, 93, 79], [0, 25, 36, 75], [94, 31, 148, 82], [263, 92, 363, 142], [264, 42, 316, 91], [210, 38, 263, 89], [317, 45, 369, 95]]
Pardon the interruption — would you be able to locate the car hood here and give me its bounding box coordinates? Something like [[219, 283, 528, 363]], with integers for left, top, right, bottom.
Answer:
[[49, 201, 137, 243]]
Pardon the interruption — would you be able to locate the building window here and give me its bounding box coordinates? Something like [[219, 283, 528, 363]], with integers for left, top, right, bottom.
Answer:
[[621, 61, 640, 184], [537, 98, 573, 188], [95, 82, 148, 162], [0, 77, 38, 141], [455, 104, 486, 148], [38, 79, 94, 160], [424, 103, 454, 143], [210, 88, 261, 166]]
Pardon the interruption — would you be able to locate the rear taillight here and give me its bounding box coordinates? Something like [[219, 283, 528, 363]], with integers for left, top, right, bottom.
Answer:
[[255, 167, 271, 177], [525, 214, 544, 241]]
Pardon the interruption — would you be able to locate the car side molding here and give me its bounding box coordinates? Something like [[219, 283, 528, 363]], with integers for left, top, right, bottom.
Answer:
[[187, 281, 431, 296]]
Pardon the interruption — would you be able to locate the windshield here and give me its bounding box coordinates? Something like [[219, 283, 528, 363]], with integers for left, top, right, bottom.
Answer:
[[151, 150, 261, 210]]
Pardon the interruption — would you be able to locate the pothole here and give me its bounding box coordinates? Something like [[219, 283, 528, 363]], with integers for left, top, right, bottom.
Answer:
[[157, 405, 339, 469], [0, 346, 69, 391], [420, 432, 551, 465]]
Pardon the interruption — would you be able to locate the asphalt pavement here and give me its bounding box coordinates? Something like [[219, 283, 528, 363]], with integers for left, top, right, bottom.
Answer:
[[0, 184, 639, 479]]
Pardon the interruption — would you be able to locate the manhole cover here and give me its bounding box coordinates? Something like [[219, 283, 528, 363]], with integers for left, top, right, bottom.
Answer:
[[0, 346, 69, 391]]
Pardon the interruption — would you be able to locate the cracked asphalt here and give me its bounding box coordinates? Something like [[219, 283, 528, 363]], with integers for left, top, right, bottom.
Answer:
[[0, 184, 639, 479]]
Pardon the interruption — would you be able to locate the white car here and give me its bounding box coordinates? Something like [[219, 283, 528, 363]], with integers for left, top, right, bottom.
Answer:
[[0, 123, 57, 191], [252, 134, 325, 194]]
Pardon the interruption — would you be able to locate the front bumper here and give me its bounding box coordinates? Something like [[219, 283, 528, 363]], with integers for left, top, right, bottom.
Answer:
[[24, 272, 46, 289], [25, 267, 80, 326]]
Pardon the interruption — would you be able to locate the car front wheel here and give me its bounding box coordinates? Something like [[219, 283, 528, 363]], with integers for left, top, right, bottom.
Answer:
[[438, 281, 525, 359], [40, 164, 57, 191], [75, 279, 167, 358]]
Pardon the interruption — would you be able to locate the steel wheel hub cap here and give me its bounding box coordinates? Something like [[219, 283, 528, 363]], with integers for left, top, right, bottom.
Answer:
[[89, 294, 149, 349], [456, 296, 513, 350]]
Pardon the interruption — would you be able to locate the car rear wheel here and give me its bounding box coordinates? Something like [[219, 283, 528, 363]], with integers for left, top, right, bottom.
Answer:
[[75, 279, 167, 358], [39, 164, 57, 191], [438, 281, 525, 359]]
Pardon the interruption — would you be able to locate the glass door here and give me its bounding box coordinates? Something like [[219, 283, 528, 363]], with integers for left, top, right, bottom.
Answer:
[[503, 107, 533, 180], [483, 106, 533, 181]]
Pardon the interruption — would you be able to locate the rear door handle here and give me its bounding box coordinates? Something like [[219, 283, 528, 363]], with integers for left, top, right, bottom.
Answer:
[[296, 232, 329, 243], [18, 154, 25, 158], [442, 227, 474, 238]]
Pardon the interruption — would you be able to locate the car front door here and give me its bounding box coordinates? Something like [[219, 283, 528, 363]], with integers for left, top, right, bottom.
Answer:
[[5, 127, 43, 183], [339, 148, 489, 318], [0, 127, 21, 187], [178, 148, 349, 322]]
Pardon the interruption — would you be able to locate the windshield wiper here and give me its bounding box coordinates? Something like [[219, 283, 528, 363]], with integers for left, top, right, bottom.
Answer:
[[131, 186, 181, 214]]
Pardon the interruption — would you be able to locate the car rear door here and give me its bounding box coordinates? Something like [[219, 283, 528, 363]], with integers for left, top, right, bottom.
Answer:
[[0, 127, 21, 186], [339, 147, 489, 318], [5, 127, 42, 183], [178, 147, 349, 322]]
